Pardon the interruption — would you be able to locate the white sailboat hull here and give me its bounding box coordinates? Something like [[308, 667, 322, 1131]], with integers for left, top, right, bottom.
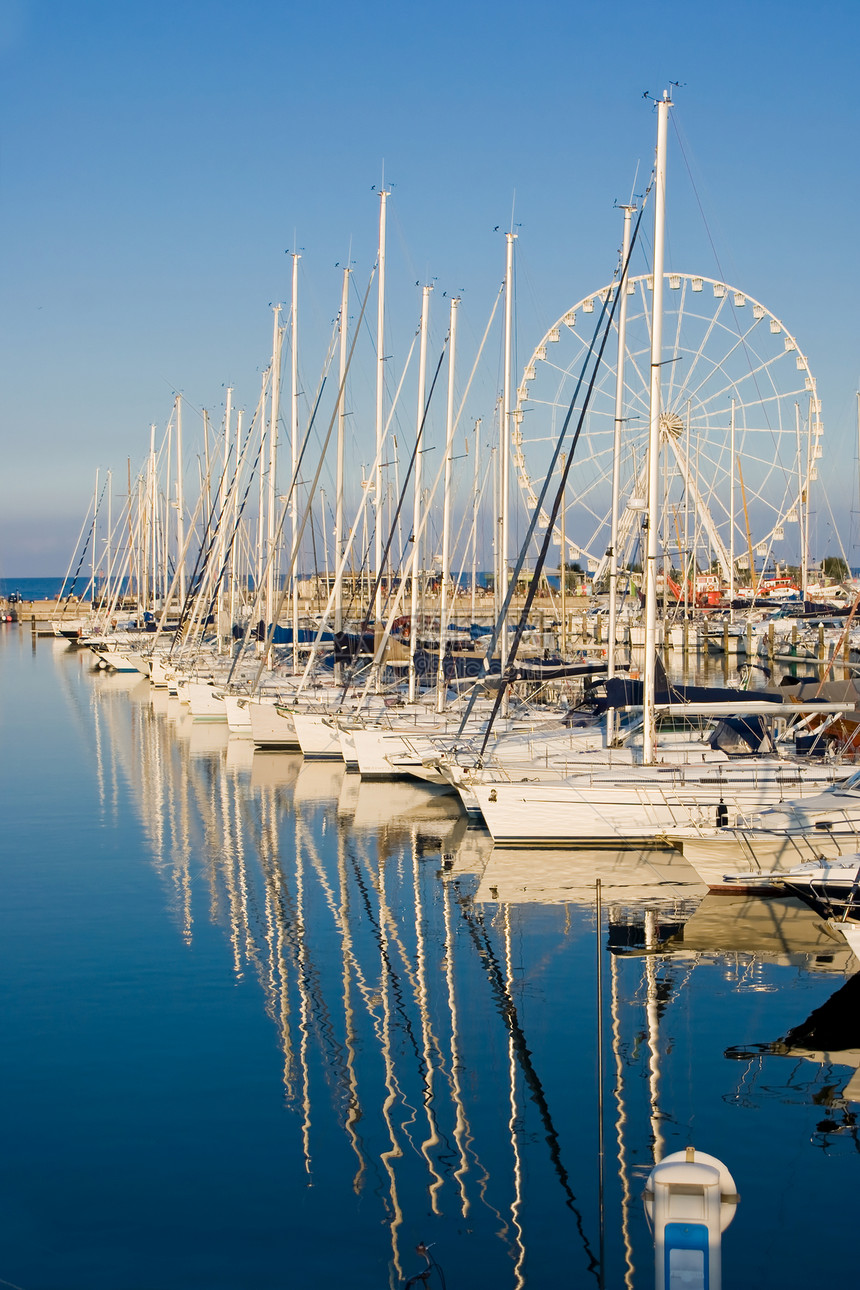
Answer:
[[470, 763, 849, 849], [291, 712, 343, 759], [223, 694, 253, 734], [248, 700, 300, 749], [186, 681, 227, 721]]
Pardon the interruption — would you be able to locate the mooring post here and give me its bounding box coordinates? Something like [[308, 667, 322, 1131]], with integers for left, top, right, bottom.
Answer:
[[644, 1148, 739, 1290]]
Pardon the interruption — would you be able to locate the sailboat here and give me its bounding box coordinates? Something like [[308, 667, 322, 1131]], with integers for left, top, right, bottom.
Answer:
[[715, 853, 860, 957], [666, 767, 860, 888], [435, 92, 854, 847]]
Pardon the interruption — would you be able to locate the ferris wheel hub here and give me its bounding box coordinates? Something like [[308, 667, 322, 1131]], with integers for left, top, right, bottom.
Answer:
[[660, 412, 685, 440]]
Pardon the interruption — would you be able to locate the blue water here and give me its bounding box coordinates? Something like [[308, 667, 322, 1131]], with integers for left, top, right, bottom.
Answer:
[[4, 572, 517, 600], [1, 625, 858, 1288], [1, 576, 70, 600]]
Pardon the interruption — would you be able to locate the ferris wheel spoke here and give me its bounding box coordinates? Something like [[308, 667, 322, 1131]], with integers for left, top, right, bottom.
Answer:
[[543, 323, 620, 401], [619, 350, 652, 415], [525, 397, 578, 418], [670, 289, 732, 399], [636, 279, 653, 350], [566, 451, 610, 495], [664, 279, 694, 410], [692, 437, 788, 481], [540, 356, 582, 384], [677, 311, 770, 405], [681, 347, 799, 424], [580, 331, 633, 400], [708, 357, 806, 408], [735, 435, 800, 478], [676, 438, 795, 528], [694, 462, 796, 537]]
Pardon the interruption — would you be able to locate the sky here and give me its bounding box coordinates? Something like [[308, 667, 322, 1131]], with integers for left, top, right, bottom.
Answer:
[[2, 0, 859, 575]]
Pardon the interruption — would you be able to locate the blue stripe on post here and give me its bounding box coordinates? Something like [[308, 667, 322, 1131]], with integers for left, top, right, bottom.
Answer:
[[663, 1222, 709, 1290]]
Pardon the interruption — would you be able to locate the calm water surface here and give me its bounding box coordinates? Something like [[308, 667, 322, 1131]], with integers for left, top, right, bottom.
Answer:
[[1, 626, 858, 1288]]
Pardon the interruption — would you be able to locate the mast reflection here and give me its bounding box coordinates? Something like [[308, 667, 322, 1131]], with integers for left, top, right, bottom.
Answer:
[[78, 653, 860, 1287]]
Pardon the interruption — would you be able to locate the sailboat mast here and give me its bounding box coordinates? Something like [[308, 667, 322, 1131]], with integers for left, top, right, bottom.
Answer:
[[471, 418, 481, 626], [729, 398, 736, 609], [105, 468, 112, 611], [335, 266, 350, 639], [409, 284, 432, 704], [803, 394, 814, 599], [163, 416, 172, 608], [684, 400, 691, 617], [148, 423, 157, 614], [291, 254, 301, 666], [608, 202, 635, 726], [135, 470, 144, 620], [218, 387, 232, 651], [643, 91, 671, 764], [436, 296, 459, 712], [257, 381, 267, 626], [267, 305, 282, 650], [230, 408, 243, 634], [92, 468, 99, 605], [127, 457, 135, 611], [493, 405, 501, 618], [202, 410, 211, 536], [175, 395, 186, 607], [855, 390, 860, 591], [374, 188, 389, 625], [500, 231, 516, 678], [560, 452, 567, 656]]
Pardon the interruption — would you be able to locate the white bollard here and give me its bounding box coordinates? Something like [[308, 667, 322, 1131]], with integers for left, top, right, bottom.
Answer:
[[643, 1148, 739, 1289]]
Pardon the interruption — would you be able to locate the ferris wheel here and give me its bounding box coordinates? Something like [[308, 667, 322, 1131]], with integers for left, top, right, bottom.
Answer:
[[512, 273, 822, 583]]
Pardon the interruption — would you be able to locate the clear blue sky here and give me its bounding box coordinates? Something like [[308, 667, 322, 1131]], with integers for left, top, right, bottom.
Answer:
[[2, 0, 859, 574]]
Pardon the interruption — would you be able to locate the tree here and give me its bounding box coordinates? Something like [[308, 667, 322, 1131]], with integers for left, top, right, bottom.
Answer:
[[822, 556, 850, 581], [561, 561, 582, 594]]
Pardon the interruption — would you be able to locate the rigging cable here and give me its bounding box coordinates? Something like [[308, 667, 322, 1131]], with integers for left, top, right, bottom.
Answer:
[[60, 474, 109, 607], [243, 268, 378, 694], [338, 340, 448, 701], [454, 194, 650, 748]]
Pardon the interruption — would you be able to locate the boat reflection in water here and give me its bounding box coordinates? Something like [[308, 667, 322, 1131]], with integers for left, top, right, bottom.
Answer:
[[75, 646, 860, 1287], [726, 970, 860, 1146], [475, 845, 704, 908], [661, 892, 855, 972]]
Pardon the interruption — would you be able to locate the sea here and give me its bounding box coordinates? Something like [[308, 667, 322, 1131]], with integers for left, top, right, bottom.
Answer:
[[0, 576, 71, 600], [1, 616, 858, 1288]]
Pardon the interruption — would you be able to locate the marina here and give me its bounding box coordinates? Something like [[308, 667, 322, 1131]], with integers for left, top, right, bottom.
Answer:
[[5, 3, 860, 1278], [2, 618, 860, 1288]]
